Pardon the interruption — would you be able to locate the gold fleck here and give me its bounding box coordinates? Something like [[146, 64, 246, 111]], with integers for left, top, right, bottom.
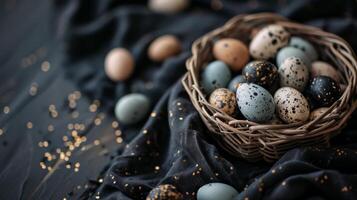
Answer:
[[177, 102, 181, 106], [75, 162, 80, 168], [66, 164, 71, 169], [150, 112, 157, 117], [179, 117, 183, 120], [94, 118, 102, 126], [98, 178, 103, 183], [116, 137, 123, 144], [89, 104, 97, 112], [29, 82, 38, 96], [94, 140, 100, 145], [114, 130, 122, 136], [112, 121, 119, 128], [27, 122, 33, 129], [154, 166, 160, 171], [3, 106, 10, 114], [41, 61, 50, 72], [142, 129, 148, 134]]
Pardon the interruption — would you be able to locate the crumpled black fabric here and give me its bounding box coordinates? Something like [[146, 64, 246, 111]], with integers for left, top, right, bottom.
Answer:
[[1, 0, 357, 200]]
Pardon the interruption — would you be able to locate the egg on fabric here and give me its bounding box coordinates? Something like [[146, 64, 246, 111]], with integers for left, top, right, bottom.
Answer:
[[201, 61, 231, 94], [279, 56, 309, 91], [311, 61, 340, 82], [310, 107, 329, 120], [148, 0, 189, 14], [146, 184, 183, 200], [289, 36, 318, 61], [249, 24, 290, 60], [105, 48, 135, 81], [274, 87, 310, 123], [115, 93, 150, 125], [228, 75, 246, 92], [148, 35, 182, 62], [307, 76, 342, 107], [209, 88, 237, 115], [213, 38, 249, 71], [242, 60, 278, 88], [276, 46, 311, 67], [197, 183, 238, 200], [236, 83, 275, 122]]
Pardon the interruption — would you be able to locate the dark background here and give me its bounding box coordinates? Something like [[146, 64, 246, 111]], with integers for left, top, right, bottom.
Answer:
[[1, 0, 357, 199]]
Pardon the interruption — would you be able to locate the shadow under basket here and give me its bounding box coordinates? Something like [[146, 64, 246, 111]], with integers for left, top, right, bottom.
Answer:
[[181, 13, 357, 162]]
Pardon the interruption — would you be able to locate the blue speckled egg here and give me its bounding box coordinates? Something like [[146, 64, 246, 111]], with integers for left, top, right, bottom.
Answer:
[[197, 183, 238, 200], [228, 75, 246, 92], [236, 83, 275, 122], [289, 36, 318, 61], [276, 46, 311, 67], [279, 56, 309, 92], [201, 61, 231, 94], [115, 93, 150, 125]]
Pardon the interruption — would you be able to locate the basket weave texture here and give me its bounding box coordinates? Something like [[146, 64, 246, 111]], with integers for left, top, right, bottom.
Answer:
[[182, 13, 357, 162]]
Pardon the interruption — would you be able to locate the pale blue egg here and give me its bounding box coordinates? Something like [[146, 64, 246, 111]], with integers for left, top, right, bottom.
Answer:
[[115, 93, 150, 125], [201, 61, 231, 94], [228, 75, 246, 92], [276, 46, 311, 67], [289, 36, 318, 61], [237, 83, 275, 122], [197, 183, 238, 200]]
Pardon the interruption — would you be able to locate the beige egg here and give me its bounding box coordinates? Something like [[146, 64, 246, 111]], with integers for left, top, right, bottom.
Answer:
[[213, 38, 249, 71], [105, 48, 134, 81], [148, 35, 182, 62], [311, 61, 340, 82], [309, 107, 329, 120], [279, 56, 309, 92], [209, 88, 236, 115], [249, 24, 290, 60], [148, 0, 189, 14], [274, 87, 310, 123]]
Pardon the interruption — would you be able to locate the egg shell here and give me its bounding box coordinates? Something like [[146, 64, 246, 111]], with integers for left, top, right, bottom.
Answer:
[[105, 48, 135, 81], [276, 46, 311, 67], [148, 35, 182, 62], [228, 75, 246, 92], [237, 83, 275, 122], [146, 184, 183, 200], [274, 87, 310, 123], [209, 88, 237, 115], [249, 24, 290, 60], [307, 76, 342, 107], [289, 36, 318, 61], [201, 61, 231, 94], [310, 107, 329, 120], [197, 183, 238, 200], [279, 56, 309, 91], [213, 38, 249, 71], [311, 61, 340, 82], [115, 93, 150, 125], [242, 60, 278, 88], [148, 0, 189, 13]]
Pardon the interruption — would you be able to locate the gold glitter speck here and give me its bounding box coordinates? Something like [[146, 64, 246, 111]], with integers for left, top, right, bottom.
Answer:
[[150, 112, 157, 117], [41, 61, 50, 72], [3, 106, 10, 114], [27, 122, 33, 129]]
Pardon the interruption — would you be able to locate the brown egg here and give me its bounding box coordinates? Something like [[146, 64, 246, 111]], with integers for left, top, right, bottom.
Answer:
[[213, 38, 249, 71], [105, 48, 134, 81], [148, 35, 182, 62], [309, 107, 329, 120], [148, 0, 189, 14], [209, 88, 236, 115], [311, 61, 340, 82]]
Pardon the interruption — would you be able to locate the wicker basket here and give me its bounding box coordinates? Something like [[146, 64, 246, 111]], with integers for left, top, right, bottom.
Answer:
[[182, 13, 357, 162]]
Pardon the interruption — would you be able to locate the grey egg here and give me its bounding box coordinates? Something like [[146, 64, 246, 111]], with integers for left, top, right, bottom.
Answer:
[[274, 87, 310, 123], [279, 56, 309, 91], [201, 61, 232, 94], [115, 93, 150, 125], [197, 183, 238, 200], [289, 37, 318, 61], [228, 75, 246, 92], [276, 46, 311, 67], [237, 83, 275, 122]]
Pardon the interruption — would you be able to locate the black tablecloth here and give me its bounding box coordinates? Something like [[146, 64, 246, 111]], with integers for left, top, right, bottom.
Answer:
[[1, 0, 357, 199]]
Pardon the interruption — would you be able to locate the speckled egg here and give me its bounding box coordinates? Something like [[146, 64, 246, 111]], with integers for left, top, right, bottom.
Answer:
[[310, 107, 329, 120], [228, 75, 246, 92], [237, 83, 275, 122], [115, 93, 150, 125], [148, 0, 189, 14], [249, 24, 290, 60], [201, 61, 231, 94], [276, 46, 311, 67], [311, 61, 340, 82], [105, 48, 135, 81], [289, 37, 318, 61], [209, 88, 237, 115], [274, 87, 310, 123], [197, 183, 238, 200], [148, 35, 182, 62], [146, 184, 183, 200], [213, 38, 249, 71], [307, 76, 342, 107], [242, 61, 278, 88], [279, 56, 309, 91]]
